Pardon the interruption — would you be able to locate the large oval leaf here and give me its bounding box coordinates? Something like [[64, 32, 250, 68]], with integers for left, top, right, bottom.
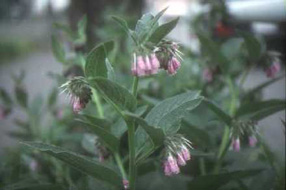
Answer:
[[22, 142, 122, 188], [76, 119, 119, 153], [89, 77, 136, 112], [145, 91, 202, 134], [85, 41, 114, 79]]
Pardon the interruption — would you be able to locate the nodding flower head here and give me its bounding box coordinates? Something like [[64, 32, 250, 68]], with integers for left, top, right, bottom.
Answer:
[[131, 53, 160, 77], [231, 119, 258, 152], [60, 77, 92, 113], [248, 135, 258, 147], [153, 40, 183, 76], [265, 60, 281, 78], [162, 134, 193, 176]]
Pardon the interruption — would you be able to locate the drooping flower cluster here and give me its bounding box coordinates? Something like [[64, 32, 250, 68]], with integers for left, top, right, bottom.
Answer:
[[230, 120, 258, 152], [264, 51, 282, 78], [60, 77, 92, 113], [131, 53, 160, 77], [265, 60, 281, 78], [131, 40, 182, 77], [162, 134, 192, 176]]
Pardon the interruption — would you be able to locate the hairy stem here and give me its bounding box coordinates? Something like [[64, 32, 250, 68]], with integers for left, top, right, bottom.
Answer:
[[128, 77, 139, 190], [92, 88, 104, 118], [214, 76, 237, 173]]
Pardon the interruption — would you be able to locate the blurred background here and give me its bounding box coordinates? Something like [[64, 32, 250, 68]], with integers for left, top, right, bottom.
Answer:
[[0, 0, 285, 175]]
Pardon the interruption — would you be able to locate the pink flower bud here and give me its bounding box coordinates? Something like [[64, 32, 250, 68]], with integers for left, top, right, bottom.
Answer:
[[177, 152, 186, 166], [172, 57, 181, 71], [122, 179, 129, 189], [136, 56, 146, 76], [167, 155, 180, 174], [144, 56, 152, 74], [232, 138, 240, 152], [181, 146, 191, 161], [167, 61, 176, 75], [248, 136, 258, 147], [72, 98, 84, 113], [203, 68, 213, 82], [150, 54, 160, 70], [163, 161, 172, 176]]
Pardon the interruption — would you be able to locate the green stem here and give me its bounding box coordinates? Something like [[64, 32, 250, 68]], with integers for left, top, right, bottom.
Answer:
[[214, 76, 237, 173], [132, 77, 139, 98], [128, 77, 139, 190], [115, 152, 127, 179], [92, 88, 104, 118], [238, 62, 255, 89]]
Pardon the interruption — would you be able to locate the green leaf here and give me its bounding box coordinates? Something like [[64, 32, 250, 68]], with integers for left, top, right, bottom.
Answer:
[[135, 7, 168, 43], [242, 75, 285, 102], [145, 91, 202, 134], [124, 112, 164, 147], [149, 17, 179, 44], [240, 32, 263, 61], [85, 41, 114, 79], [22, 142, 122, 188], [135, 91, 202, 164], [188, 169, 263, 189], [105, 58, 116, 81], [15, 86, 28, 108], [110, 106, 148, 138], [76, 119, 119, 153], [89, 77, 136, 112], [51, 35, 65, 63], [235, 99, 286, 121], [221, 38, 244, 59], [111, 16, 137, 43], [181, 119, 211, 148], [77, 15, 87, 42], [203, 99, 232, 126], [79, 114, 112, 129]]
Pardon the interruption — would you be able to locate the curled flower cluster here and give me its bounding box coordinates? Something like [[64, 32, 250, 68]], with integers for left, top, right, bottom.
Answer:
[[60, 77, 92, 113], [265, 61, 281, 78], [231, 120, 258, 152], [131, 53, 160, 77], [131, 40, 182, 77], [163, 135, 192, 176]]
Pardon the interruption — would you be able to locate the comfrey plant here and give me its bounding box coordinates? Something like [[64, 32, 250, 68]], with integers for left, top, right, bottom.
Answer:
[[17, 7, 286, 190]]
